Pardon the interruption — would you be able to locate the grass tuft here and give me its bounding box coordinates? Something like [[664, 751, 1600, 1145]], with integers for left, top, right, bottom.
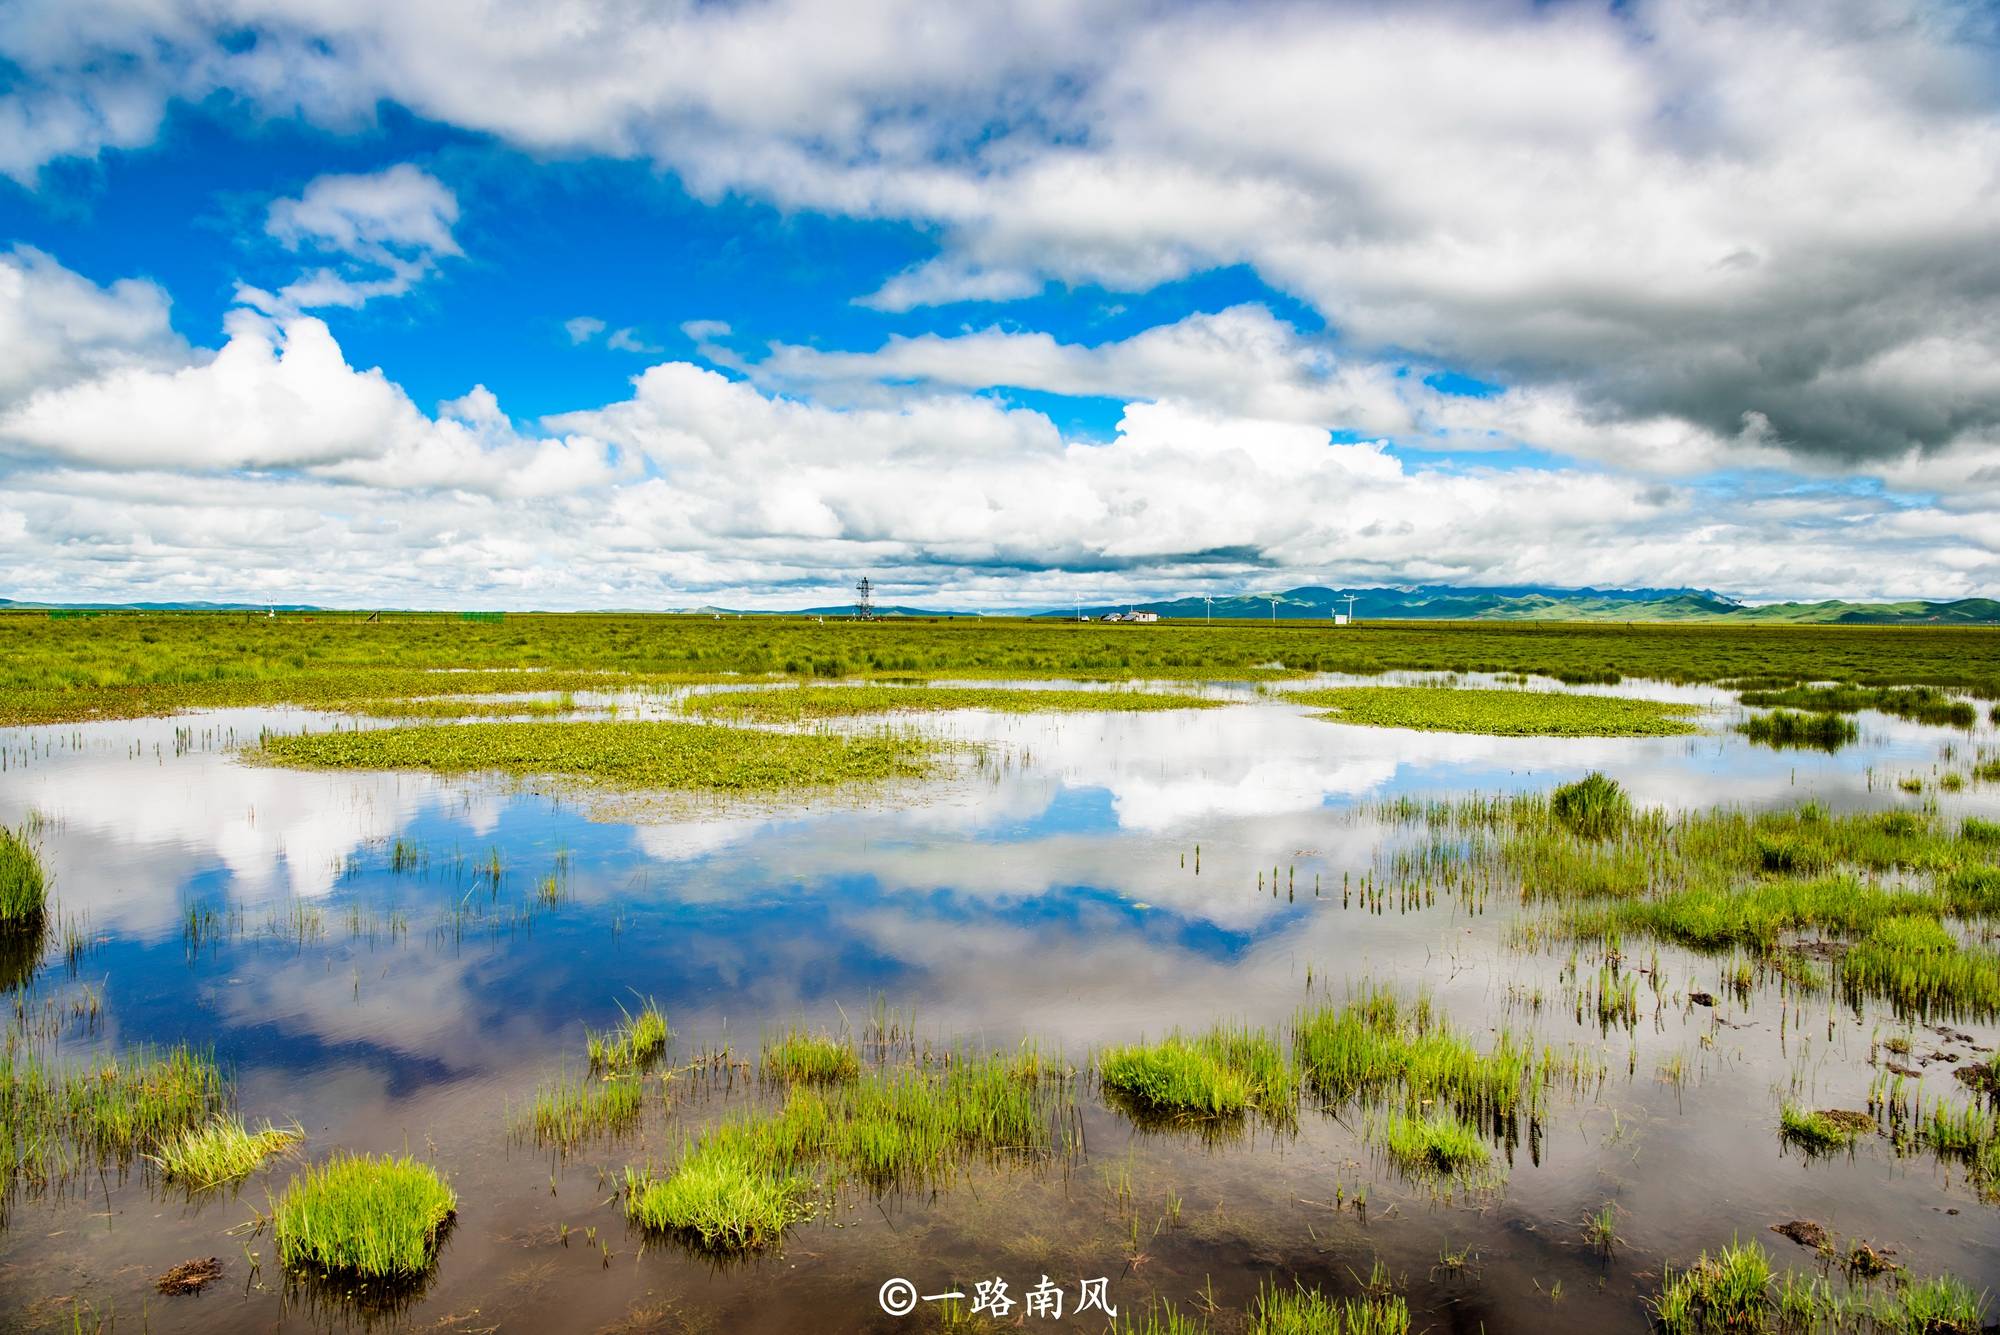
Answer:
[[1249, 1280, 1410, 1334], [1379, 1111, 1490, 1180], [1550, 772, 1630, 839], [587, 1001, 670, 1072], [149, 1115, 302, 1188], [1098, 1025, 1294, 1121], [0, 825, 48, 928], [273, 1152, 457, 1281], [1737, 709, 1859, 751], [761, 1029, 860, 1083]]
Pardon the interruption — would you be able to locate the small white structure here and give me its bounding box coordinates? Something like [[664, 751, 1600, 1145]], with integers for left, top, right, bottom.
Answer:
[[1128, 610, 1159, 623], [1332, 613, 1351, 626]]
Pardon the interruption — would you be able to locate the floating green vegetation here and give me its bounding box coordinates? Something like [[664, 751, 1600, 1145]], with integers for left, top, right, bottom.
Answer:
[[1739, 684, 1979, 729], [1652, 1239, 1987, 1334], [521, 1072, 644, 1150], [0, 824, 47, 928], [148, 1115, 303, 1188], [1379, 1110, 1491, 1180], [257, 719, 943, 792], [274, 1152, 457, 1282], [587, 1001, 670, 1072], [1285, 686, 1703, 737], [1249, 1279, 1411, 1335], [624, 1046, 1069, 1252], [1097, 1024, 1295, 1122], [1737, 709, 1859, 751], [684, 684, 1225, 722], [1550, 771, 1630, 838], [345, 694, 581, 719], [761, 1028, 859, 1083], [1778, 1104, 1874, 1153]]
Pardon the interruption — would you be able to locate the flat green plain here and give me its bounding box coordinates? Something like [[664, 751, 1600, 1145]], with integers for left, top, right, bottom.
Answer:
[[2, 611, 1996, 725], [1285, 686, 1704, 737], [682, 683, 1224, 722], [256, 720, 942, 791]]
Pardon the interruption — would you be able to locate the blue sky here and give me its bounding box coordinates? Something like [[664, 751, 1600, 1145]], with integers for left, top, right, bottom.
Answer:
[[1, 1, 1996, 609]]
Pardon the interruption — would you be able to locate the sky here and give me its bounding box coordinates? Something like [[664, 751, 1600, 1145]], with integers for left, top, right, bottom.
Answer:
[[1, 1, 1997, 611]]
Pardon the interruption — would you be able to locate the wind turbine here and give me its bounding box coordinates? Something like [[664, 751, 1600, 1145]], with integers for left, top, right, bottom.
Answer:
[[1202, 595, 1213, 624], [1267, 595, 1281, 623]]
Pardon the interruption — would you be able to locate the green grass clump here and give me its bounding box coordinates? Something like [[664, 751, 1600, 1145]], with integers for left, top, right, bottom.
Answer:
[[0, 825, 47, 928], [1778, 1104, 1873, 1152], [1379, 1111, 1490, 1179], [627, 1046, 1068, 1251], [1737, 709, 1859, 750], [1098, 1024, 1294, 1121], [148, 1115, 303, 1187], [1876, 1276, 1988, 1334], [625, 1140, 811, 1251], [1249, 1281, 1410, 1334], [587, 1001, 670, 1072], [761, 1029, 860, 1083], [1653, 1240, 1775, 1333], [257, 720, 942, 792], [1840, 918, 2000, 1019], [273, 1152, 457, 1281], [522, 1073, 644, 1149], [1285, 686, 1702, 737], [1550, 771, 1630, 838], [685, 684, 1225, 722], [346, 695, 580, 719], [1292, 987, 1546, 1124]]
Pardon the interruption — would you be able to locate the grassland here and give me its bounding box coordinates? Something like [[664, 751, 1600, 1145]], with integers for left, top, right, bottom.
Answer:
[[1285, 685, 1704, 737], [255, 719, 944, 791], [5, 611, 1996, 725], [273, 1152, 457, 1281], [683, 683, 1226, 722]]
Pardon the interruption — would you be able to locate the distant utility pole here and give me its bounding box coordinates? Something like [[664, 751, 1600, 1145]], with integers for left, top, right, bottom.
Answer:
[[855, 576, 874, 620], [1341, 595, 1357, 623]]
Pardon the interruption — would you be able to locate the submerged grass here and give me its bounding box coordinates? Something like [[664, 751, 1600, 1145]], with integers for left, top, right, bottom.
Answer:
[[148, 1115, 303, 1188], [1249, 1281, 1411, 1335], [1738, 684, 1979, 729], [0, 825, 47, 928], [1285, 685, 1703, 737], [1379, 1111, 1490, 1179], [1778, 1104, 1873, 1152], [273, 1152, 457, 1282], [522, 1073, 645, 1149], [257, 719, 944, 791], [684, 684, 1225, 722]]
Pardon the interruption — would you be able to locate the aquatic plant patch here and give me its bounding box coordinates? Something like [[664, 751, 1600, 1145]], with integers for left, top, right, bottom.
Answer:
[[1284, 686, 1703, 737], [684, 683, 1227, 722], [149, 1116, 303, 1188], [0, 825, 46, 927], [1737, 709, 1859, 750], [1097, 1024, 1295, 1121], [256, 720, 944, 791], [273, 1152, 457, 1281]]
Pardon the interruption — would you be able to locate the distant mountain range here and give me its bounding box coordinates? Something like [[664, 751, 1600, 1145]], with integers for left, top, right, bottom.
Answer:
[[4, 587, 1996, 624], [1034, 585, 2000, 625]]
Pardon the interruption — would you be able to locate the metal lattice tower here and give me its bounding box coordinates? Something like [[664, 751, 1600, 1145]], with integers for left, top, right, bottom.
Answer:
[[855, 577, 875, 620]]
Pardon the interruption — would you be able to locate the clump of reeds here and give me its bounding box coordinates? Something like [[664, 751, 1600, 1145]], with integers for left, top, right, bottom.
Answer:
[[624, 1142, 812, 1251], [1777, 1104, 1873, 1153], [587, 1001, 669, 1072], [1653, 1240, 1774, 1333], [522, 1073, 644, 1149], [149, 1115, 303, 1187], [1379, 1111, 1490, 1179], [760, 1028, 860, 1083], [1737, 710, 1859, 751], [1549, 772, 1630, 839], [1097, 1024, 1294, 1120], [273, 1152, 457, 1281], [1249, 1279, 1410, 1334], [0, 824, 48, 928]]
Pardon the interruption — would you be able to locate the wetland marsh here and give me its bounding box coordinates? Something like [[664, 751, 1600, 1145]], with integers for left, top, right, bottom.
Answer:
[[1, 614, 1998, 1333]]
